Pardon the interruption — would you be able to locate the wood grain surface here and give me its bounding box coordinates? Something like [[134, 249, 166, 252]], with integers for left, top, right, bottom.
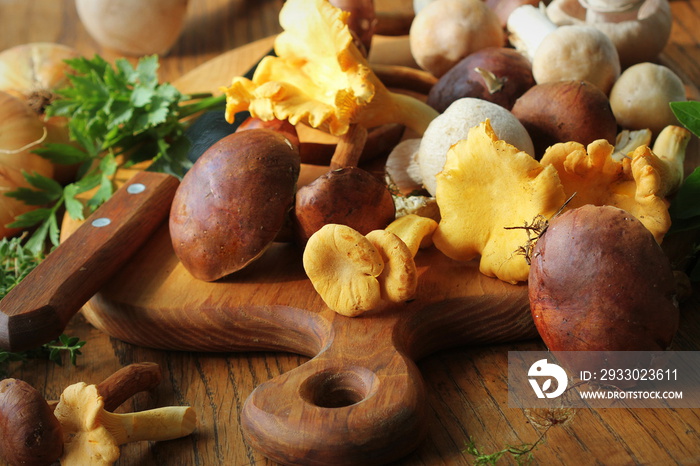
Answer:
[[2, 1, 700, 465]]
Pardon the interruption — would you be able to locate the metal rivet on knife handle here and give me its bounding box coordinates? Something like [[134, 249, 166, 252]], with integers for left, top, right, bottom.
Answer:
[[0, 171, 180, 352]]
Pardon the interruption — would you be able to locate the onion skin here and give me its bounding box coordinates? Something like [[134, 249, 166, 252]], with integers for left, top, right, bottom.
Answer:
[[76, 0, 189, 56], [528, 205, 679, 383], [0, 42, 78, 106], [0, 42, 81, 184], [0, 91, 54, 239]]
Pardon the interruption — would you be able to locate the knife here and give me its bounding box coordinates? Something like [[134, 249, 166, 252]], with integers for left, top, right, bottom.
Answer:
[[0, 171, 179, 352]]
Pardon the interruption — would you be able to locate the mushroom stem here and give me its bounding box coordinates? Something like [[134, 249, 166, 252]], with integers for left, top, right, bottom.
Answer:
[[613, 128, 652, 162], [651, 125, 691, 195], [330, 123, 369, 169], [96, 362, 163, 412], [54, 382, 197, 465], [506, 4, 557, 61], [383, 90, 440, 136], [101, 405, 197, 445], [385, 214, 438, 257], [371, 63, 438, 96]]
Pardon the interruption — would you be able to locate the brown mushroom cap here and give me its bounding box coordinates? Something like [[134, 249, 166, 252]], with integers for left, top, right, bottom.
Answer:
[[170, 129, 301, 281], [427, 46, 536, 113], [529, 204, 679, 352], [293, 166, 396, 245], [0, 378, 63, 466], [303, 223, 385, 316]]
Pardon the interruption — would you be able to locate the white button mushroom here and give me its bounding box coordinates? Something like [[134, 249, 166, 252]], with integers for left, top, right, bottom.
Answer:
[[545, 0, 673, 68], [507, 5, 621, 94], [609, 62, 687, 136], [531, 25, 620, 95], [409, 0, 505, 78], [417, 97, 535, 196]]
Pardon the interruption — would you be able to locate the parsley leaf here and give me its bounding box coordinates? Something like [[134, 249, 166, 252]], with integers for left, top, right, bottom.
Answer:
[[5, 54, 225, 253]]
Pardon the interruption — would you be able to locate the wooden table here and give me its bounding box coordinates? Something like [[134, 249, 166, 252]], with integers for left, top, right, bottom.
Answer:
[[2, 1, 700, 465]]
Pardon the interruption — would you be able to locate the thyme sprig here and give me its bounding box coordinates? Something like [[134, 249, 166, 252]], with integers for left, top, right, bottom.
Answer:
[[0, 236, 85, 376]]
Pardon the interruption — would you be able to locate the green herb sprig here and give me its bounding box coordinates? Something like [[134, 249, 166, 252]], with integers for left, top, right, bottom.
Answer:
[[0, 236, 86, 376], [5, 54, 225, 254], [465, 437, 539, 465]]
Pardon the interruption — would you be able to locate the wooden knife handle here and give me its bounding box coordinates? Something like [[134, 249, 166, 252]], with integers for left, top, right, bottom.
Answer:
[[0, 171, 179, 352]]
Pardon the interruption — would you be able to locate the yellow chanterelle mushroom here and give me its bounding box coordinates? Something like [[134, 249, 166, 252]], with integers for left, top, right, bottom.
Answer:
[[540, 128, 687, 243], [222, 0, 438, 137], [432, 120, 567, 284], [303, 223, 385, 317], [304, 217, 438, 316], [54, 382, 197, 465]]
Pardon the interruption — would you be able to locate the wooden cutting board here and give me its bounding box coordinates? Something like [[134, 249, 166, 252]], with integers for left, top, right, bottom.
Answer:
[[61, 35, 537, 465]]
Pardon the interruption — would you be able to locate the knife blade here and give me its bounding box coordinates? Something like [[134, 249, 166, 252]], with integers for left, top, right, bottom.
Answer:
[[0, 171, 179, 352]]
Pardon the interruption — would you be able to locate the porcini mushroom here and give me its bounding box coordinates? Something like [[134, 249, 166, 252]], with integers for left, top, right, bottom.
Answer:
[[0, 378, 64, 466], [511, 80, 618, 158], [426, 46, 536, 113], [54, 382, 197, 466], [169, 128, 301, 281], [293, 123, 396, 245], [294, 165, 397, 245], [530, 25, 620, 95], [222, 0, 439, 138], [303, 223, 385, 317], [0, 363, 174, 466]]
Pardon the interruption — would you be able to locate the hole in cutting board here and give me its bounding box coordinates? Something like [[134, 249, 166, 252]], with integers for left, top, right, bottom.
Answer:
[[300, 368, 377, 408]]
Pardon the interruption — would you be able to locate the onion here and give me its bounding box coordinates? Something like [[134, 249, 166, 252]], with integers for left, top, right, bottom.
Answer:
[[75, 0, 190, 56], [0, 91, 54, 239], [0, 42, 81, 183]]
